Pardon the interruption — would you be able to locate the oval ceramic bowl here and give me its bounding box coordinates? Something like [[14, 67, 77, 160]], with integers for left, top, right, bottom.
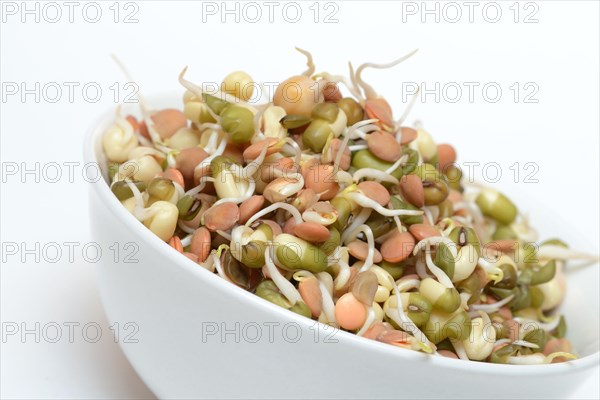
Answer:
[[85, 95, 599, 399]]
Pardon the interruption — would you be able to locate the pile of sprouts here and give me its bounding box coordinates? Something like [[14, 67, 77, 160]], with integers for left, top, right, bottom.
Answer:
[[102, 49, 599, 364]]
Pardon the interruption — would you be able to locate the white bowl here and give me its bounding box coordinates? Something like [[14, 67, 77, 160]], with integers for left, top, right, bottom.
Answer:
[[85, 95, 599, 399]]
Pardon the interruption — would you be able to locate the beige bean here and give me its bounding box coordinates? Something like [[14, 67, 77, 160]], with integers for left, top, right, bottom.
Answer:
[[294, 222, 331, 243], [221, 71, 254, 101], [143, 201, 179, 241], [239, 195, 265, 224], [169, 127, 201, 150], [203, 203, 240, 231], [380, 231, 415, 263], [348, 240, 383, 263], [273, 75, 323, 116], [358, 181, 390, 206], [367, 130, 401, 162], [262, 105, 288, 139], [191, 227, 212, 262], [399, 174, 424, 208], [118, 155, 162, 184], [102, 122, 138, 163]]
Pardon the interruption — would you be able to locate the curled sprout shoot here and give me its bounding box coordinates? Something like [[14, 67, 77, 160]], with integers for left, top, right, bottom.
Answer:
[[245, 202, 303, 227], [178, 66, 253, 107], [387, 275, 434, 352], [511, 340, 540, 349], [478, 256, 505, 284], [210, 142, 269, 207], [317, 276, 337, 326], [265, 246, 303, 305], [178, 219, 196, 235], [469, 294, 514, 313], [185, 176, 214, 197], [353, 168, 400, 185], [193, 139, 228, 178], [295, 47, 316, 77], [450, 339, 469, 361], [213, 250, 231, 283], [345, 190, 423, 218], [424, 247, 454, 289], [111, 54, 151, 117], [513, 316, 562, 333], [396, 276, 421, 293], [354, 225, 376, 272], [333, 119, 379, 174], [357, 307, 377, 337], [341, 207, 373, 244], [395, 85, 420, 131], [354, 49, 419, 100], [415, 257, 433, 280], [538, 245, 600, 263]]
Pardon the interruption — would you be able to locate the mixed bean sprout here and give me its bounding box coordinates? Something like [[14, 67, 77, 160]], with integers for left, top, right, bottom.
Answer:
[[102, 49, 599, 364]]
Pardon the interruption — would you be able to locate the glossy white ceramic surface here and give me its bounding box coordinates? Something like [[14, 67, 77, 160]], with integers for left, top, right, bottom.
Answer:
[[85, 97, 599, 399]]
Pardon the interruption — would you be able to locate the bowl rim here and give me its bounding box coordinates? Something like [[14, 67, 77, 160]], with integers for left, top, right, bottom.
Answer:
[[84, 97, 600, 376]]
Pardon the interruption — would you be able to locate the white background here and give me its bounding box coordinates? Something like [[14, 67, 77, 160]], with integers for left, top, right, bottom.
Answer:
[[1, 0, 598, 398]]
